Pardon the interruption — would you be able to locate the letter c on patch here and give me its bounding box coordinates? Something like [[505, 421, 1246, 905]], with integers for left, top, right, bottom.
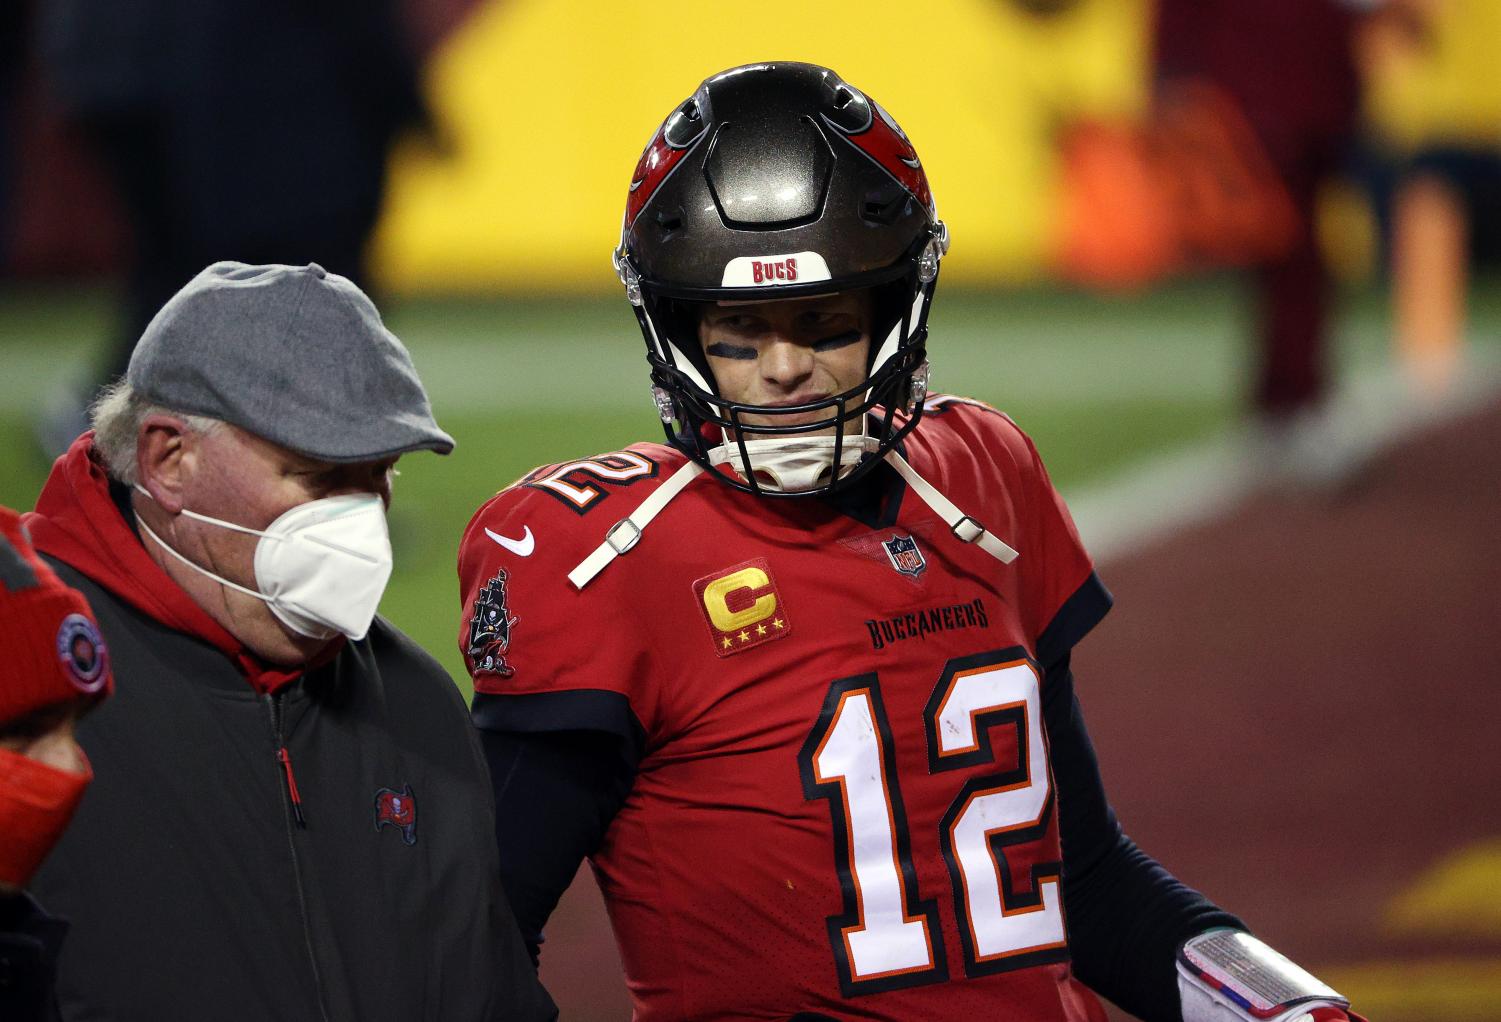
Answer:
[[702, 567, 777, 632]]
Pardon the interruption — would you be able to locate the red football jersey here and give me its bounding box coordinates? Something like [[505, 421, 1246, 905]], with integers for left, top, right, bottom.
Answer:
[[458, 398, 1112, 1021]]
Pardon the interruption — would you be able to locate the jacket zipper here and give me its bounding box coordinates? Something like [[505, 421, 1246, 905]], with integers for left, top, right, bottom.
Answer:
[[265, 691, 332, 1022]]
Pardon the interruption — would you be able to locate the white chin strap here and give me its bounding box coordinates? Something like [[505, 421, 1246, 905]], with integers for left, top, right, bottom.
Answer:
[[884, 449, 1018, 565], [705, 433, 879, 493]]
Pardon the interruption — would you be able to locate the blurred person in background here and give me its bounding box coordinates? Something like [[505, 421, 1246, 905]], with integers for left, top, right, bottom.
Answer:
[[1, 505, 112, 1022], [22, 262, 555, 1021], [32, 0, 431, 455], [1152, 0, 1368, 477], [1056, 0, 1400, 481], [0, 2, 30, 263], [1360, 0, 1501, 396], [459, 62, 1367, 1022]]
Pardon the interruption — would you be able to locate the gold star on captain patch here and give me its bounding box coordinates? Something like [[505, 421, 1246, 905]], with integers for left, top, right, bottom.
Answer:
[[772, 618, 784, 629], [755, 623, 767, 636], [738, 630, 751, 643], [721, 636, 733, 649]]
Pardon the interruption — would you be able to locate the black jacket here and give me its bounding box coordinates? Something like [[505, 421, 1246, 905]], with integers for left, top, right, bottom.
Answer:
[[30, 562, 555, 1021], [0, 892, 66, 1022]]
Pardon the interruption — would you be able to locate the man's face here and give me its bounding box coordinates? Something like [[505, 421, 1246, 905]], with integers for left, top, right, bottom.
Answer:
[[0, 703, 89, 894], [152, 425, 397, 663], [698, 291, 873, 433], [0, 704, 87, 775]]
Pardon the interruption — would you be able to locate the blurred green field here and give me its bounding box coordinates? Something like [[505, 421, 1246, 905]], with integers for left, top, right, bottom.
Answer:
[[3, 279, 1494, 691]]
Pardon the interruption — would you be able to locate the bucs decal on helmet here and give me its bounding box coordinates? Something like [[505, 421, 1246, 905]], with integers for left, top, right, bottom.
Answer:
[[466, 571, 520, 677], [694, 558, 791, 658], [374, 784, 417, 845], [721, 251, 832, 288]]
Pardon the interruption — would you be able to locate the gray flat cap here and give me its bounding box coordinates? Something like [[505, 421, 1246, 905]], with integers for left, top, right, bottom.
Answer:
[[128, 261, 454, 462]]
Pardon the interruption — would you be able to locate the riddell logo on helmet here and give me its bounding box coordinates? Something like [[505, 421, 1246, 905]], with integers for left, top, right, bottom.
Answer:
[[721, 252, 832, 288], [751, 258, 797, 284]]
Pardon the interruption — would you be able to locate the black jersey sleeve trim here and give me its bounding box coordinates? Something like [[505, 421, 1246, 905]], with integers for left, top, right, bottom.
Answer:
[[1036, 571, 1113, 670], [471, 689, 646, 763], [1045, 658, 1245, 1021]]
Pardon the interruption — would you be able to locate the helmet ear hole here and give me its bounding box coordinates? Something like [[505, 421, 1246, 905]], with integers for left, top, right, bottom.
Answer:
[[862, 186, 909, 226], [654, 208, 684, 241]]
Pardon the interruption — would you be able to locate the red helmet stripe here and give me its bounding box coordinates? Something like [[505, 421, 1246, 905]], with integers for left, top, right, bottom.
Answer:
[[626, 129, 691, 227], [845, 110, 933, 213]]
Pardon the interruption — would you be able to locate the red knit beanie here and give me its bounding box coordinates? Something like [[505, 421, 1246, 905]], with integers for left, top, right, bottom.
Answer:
[[0, 506, 113, 724]]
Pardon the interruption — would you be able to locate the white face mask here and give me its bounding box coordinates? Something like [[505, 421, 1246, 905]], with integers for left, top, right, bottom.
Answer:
[[135, 487, 393, 642]]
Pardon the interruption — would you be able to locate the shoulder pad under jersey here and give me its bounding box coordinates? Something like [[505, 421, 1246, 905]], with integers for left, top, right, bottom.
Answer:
[[460, 442, 687, 581]]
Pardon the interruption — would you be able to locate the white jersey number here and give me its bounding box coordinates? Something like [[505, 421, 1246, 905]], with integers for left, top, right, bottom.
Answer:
[[799, 652, 1064, 996], [524, 452, 656, 512]]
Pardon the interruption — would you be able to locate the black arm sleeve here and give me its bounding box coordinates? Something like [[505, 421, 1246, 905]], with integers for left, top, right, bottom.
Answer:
[[1046, 655, 1246, 1022], [478, 722, 637, 968]]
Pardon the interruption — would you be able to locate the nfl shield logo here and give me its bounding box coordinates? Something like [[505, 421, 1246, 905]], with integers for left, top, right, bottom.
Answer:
[[882, 534, 927, 578]]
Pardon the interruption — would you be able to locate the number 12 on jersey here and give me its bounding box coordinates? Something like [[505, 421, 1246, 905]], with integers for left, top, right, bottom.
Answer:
[[798, 651, 1066, 996]]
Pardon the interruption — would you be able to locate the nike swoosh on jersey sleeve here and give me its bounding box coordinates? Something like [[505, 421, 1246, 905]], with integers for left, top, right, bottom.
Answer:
[[485, 525, 535, 557]]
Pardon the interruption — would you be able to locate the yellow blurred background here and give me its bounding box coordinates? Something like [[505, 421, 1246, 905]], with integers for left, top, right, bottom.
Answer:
[[373, 0, 1151, 292], [373, 0, 1501, 295]]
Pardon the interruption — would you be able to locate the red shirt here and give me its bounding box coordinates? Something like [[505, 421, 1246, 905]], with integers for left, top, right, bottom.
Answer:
[[459, 398, 1111, 1021]]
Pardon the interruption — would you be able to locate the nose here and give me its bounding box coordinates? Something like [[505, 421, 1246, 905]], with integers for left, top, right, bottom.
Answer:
[[30, 723, 90, 777], [759, 336, 815, 392]]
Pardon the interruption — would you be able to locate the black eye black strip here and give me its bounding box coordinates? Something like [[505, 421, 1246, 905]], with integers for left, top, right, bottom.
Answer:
[[812, 329, 862, 353], [705, 342, 757, 361]]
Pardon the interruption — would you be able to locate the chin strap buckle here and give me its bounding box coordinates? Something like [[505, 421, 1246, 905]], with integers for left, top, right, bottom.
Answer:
[[885, 450, 1019, 566], [951, 516, 984, 544], [568, 460, 707, 590], [605, 519, 642, 555]]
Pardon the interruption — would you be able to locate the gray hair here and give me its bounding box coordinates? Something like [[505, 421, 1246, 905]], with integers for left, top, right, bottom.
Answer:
[[90, 380, 223, 486]]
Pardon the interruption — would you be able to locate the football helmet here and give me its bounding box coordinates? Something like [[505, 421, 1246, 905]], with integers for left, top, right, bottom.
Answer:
[[613, 62, 948, 497]]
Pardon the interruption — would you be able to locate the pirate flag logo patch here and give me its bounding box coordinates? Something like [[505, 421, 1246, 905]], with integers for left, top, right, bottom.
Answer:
[[882, 534, 927, 579], [466, 570, 520, 677], [374, 784, 417, 845]]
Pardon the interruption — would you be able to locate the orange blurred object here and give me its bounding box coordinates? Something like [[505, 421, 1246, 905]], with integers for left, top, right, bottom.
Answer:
[[1058, 81, 1299, 289]]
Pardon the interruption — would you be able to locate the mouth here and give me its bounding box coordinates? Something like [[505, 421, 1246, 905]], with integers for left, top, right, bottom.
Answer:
[[759, 392, 832, 410], [741, 403, 832, 430]]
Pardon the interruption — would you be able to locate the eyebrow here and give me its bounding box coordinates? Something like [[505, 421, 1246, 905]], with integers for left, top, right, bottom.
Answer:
[[812, 328, 862, 352], [705, 341, 757, 360]]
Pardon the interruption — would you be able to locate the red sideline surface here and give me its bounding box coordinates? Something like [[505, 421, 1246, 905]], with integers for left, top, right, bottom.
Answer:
[[1081, 398, 1501, 1021]]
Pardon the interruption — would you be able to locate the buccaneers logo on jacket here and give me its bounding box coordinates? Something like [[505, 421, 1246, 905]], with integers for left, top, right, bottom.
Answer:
[[374, 784, 417, 845], [467, 570, 520, 677]]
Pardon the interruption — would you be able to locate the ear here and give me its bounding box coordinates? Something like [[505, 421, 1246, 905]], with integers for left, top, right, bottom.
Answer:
[[135, 414, 196, 514]]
